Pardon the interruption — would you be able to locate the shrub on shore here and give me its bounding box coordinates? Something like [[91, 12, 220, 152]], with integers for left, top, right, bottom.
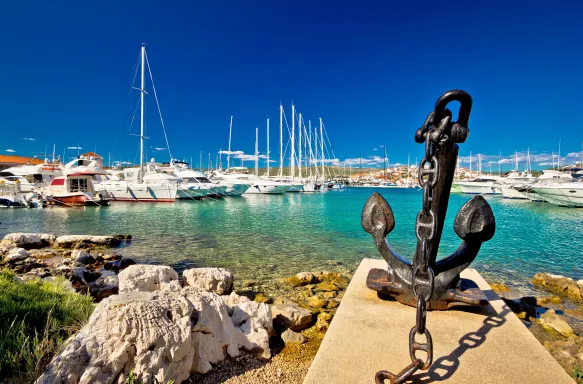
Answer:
[[0, 269, 94, 382]]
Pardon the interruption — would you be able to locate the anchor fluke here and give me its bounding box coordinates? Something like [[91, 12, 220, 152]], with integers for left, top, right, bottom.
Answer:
[[362, 192, 395, 239], [454, 195, 496, 243]]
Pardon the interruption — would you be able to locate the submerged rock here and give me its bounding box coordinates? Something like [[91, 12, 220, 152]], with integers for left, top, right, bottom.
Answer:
[[119, 264, 181, 293], [183, 267, 233, 295], [53, 235, 125, 249], [1, 233, 56, 249]]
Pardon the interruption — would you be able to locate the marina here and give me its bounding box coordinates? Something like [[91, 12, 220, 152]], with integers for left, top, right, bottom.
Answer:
[[2, 2, 583, 383], [1, 187, 581, 292]]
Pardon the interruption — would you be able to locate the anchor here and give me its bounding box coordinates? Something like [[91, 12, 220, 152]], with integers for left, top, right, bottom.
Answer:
[[361, 90, 496, 383]]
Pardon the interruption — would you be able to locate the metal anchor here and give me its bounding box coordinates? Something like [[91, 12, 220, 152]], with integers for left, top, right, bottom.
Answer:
[[362, 90, 496, 311]]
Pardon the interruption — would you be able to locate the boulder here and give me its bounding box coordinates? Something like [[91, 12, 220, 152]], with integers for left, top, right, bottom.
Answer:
[[295, 272, 316, 285], [6, 247, 29, 262], [533, 273, 583, 301], [119, 264, 181, 293], [228, 297, 273, 359], [281, 329, 307, 344], [53, 235, 124, 249], [37, 286, 272, 383], [72, 250, 96, 265], [537, 309, 574, 337], [36, 290, 195, 384], [183, 267, 233, 295], [271, 304, 314, 331], [1, 233, 55, 249]]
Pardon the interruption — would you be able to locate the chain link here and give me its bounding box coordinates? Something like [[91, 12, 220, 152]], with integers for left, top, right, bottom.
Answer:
[[378, 115, 444, 383]]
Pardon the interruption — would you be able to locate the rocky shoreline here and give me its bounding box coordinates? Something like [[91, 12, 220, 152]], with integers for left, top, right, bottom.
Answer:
[[1, 232, 582, 383], [0, 232, 350, 384]]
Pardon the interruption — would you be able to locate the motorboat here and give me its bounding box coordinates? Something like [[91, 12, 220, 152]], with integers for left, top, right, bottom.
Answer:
[[0, 176, 44, 208], [530, 181, 583, 207], [454, 176, 503, 194], [1, 161, 62, 188], [171, 161, 228, 199], [216, 167, 289, 194], [40, 175, 109, 206]]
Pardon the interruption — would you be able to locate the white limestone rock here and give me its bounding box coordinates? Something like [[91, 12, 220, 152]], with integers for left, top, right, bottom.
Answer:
[[6, 247, 29, 262], [229, 300, 273, 358], [118, 264, 181, 293], [1, 232, 56, 249], [183, 267, 233, 295], [36, 290, 195, 384], [36, 267, 272, 384]]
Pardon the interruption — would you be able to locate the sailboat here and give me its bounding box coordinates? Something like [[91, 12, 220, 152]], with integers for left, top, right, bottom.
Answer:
[[98, 44, 178, 202]]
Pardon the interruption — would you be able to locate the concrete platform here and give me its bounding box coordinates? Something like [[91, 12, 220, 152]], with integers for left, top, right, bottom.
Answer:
[[304, 258, 573, 383]]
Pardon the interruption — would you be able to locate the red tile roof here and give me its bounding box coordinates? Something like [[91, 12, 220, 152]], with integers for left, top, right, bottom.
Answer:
[[0, 155, 44, 165]]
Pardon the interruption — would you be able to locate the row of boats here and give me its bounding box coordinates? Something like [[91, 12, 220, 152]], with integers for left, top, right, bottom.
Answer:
[[0, 153, 343, 208], [453, 168, 583, 207]]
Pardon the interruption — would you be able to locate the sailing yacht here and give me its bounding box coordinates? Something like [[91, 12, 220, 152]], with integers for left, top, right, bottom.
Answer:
[[98, 44, 178, 202]]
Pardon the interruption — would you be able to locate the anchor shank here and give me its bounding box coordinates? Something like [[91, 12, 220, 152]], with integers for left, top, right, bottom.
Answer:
[[413, 139, 458, 268]]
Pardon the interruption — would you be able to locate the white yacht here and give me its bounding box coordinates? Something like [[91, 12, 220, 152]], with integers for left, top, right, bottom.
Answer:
[[1, 161, 62, 188], [455, 176, 503, 194], [99, 161, 178, 202], [171, 161, 228, 199], [530, 181, 583, 207], [216, 167, 289, 194]]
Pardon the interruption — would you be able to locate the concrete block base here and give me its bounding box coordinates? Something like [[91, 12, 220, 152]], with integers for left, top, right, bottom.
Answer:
[[304, 258, 572, 383]]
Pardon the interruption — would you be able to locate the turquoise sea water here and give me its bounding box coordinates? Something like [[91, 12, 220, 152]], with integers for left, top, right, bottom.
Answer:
[[0, 188, 582, 294]]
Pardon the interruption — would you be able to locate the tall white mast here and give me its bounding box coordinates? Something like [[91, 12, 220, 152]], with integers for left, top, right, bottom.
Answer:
[[227, 116, 233, 169], [309, 120, 312, 179], [266, 117, 270, 177], [279, 104, 283, 177], [139, 44, 146, 182], [291, 104, 295, 180], [469, 151, 472, 177], [255, 127, 259, 176], [298, 113, 302, 180], [320, 118, 324, 181], [208, 153, 211, 171]]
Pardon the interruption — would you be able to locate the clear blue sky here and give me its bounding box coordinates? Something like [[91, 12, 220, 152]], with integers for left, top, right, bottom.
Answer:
[[1, 1, 582, 170]]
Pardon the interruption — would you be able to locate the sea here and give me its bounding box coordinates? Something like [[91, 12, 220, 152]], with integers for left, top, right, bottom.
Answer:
[[1, 187, 582, 296]]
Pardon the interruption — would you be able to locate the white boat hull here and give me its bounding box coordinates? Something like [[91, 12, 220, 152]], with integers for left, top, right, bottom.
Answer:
[[245, 183, 288, 194], [530, 184, 583, 207], [456, 182, 501, 195], [501, 186, 529, 200], [100, 181, 177, 202]]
